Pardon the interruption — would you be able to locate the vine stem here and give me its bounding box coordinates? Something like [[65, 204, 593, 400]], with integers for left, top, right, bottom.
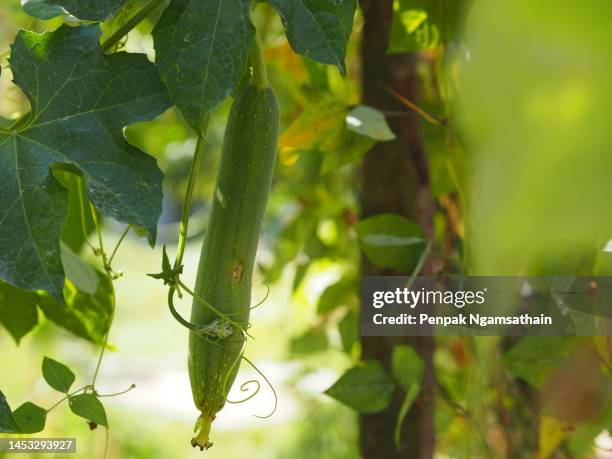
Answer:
[[174, 117, 210, 270], [46, 385, 90, 413], [101, 0, 167, 52], [89, 203, 116, 390], [250, 33, 269, 88]]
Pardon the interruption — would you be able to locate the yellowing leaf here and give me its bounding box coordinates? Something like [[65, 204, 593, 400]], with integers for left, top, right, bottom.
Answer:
[[279, 100, 347, 152], [538, 416, 569, 459]]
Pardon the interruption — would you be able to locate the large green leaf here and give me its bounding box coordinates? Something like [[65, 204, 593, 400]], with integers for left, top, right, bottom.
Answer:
[[69, 394, 108, 427], [22, 0, 128, 21], [266, 0, 357, 74], [153, 0, 254, 130], [0, 392, 20, 433], [0, 281, 38, 344], [325, 360, 395, 413], [0, 25, 171, 299], [355, 214, 427, 272]]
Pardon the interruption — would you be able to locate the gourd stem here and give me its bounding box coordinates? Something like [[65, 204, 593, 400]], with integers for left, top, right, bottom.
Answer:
[[250, 34, 269, 88], [101, 0, 167, 52], [174, 116, 210, 269]]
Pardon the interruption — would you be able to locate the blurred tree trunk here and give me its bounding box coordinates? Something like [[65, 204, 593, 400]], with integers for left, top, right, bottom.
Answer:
[[359, 1, 436, 458]]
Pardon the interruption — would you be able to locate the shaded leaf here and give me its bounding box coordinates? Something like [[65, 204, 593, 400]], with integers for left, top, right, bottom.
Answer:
[[317, 278, 356, 314], [325, 360, 394, 413], [22, 0, 128, 21], [502, 337, 582, 388], [42, 357, 75, 393], [0, 281, 38, 344], [0, 25, 170, 299], [69, 394, 108, 427], [392, 345, 424, 391], [337, 310, 359, 354], [0, 392, 20, 433], [345, 105, 396, 141], [153, 0, 254, 130], [355, 214, 427, 271], [13, 402, 46, 434], [266, 0, 357, 73]]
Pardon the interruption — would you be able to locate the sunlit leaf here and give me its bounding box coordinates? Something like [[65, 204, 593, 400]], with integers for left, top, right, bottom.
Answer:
[[388, 0, 464, 53], [37, 245, 113, 344], [345, 105, 396, 141]]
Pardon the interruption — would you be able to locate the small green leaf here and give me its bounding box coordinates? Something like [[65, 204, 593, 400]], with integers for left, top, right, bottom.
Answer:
[[394, 382, 421, 449], [13, 402, 47, 434], [0, 281, 38, 344], [392, 345, 425, 391], [355, 214, 427, 271], [290, 328, 329, 355], [153, 0, 254, 129], [22, 0, 66, 20], [42, 357, 75, 393], [69, 394, 108, 427], [346, 106, 396, 141], [0, 392, 20, 433], [317, 278, 357, 315], [337, 310, 359, 354], [325, 360, 394, 413], [266, 0, 357, 74]]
